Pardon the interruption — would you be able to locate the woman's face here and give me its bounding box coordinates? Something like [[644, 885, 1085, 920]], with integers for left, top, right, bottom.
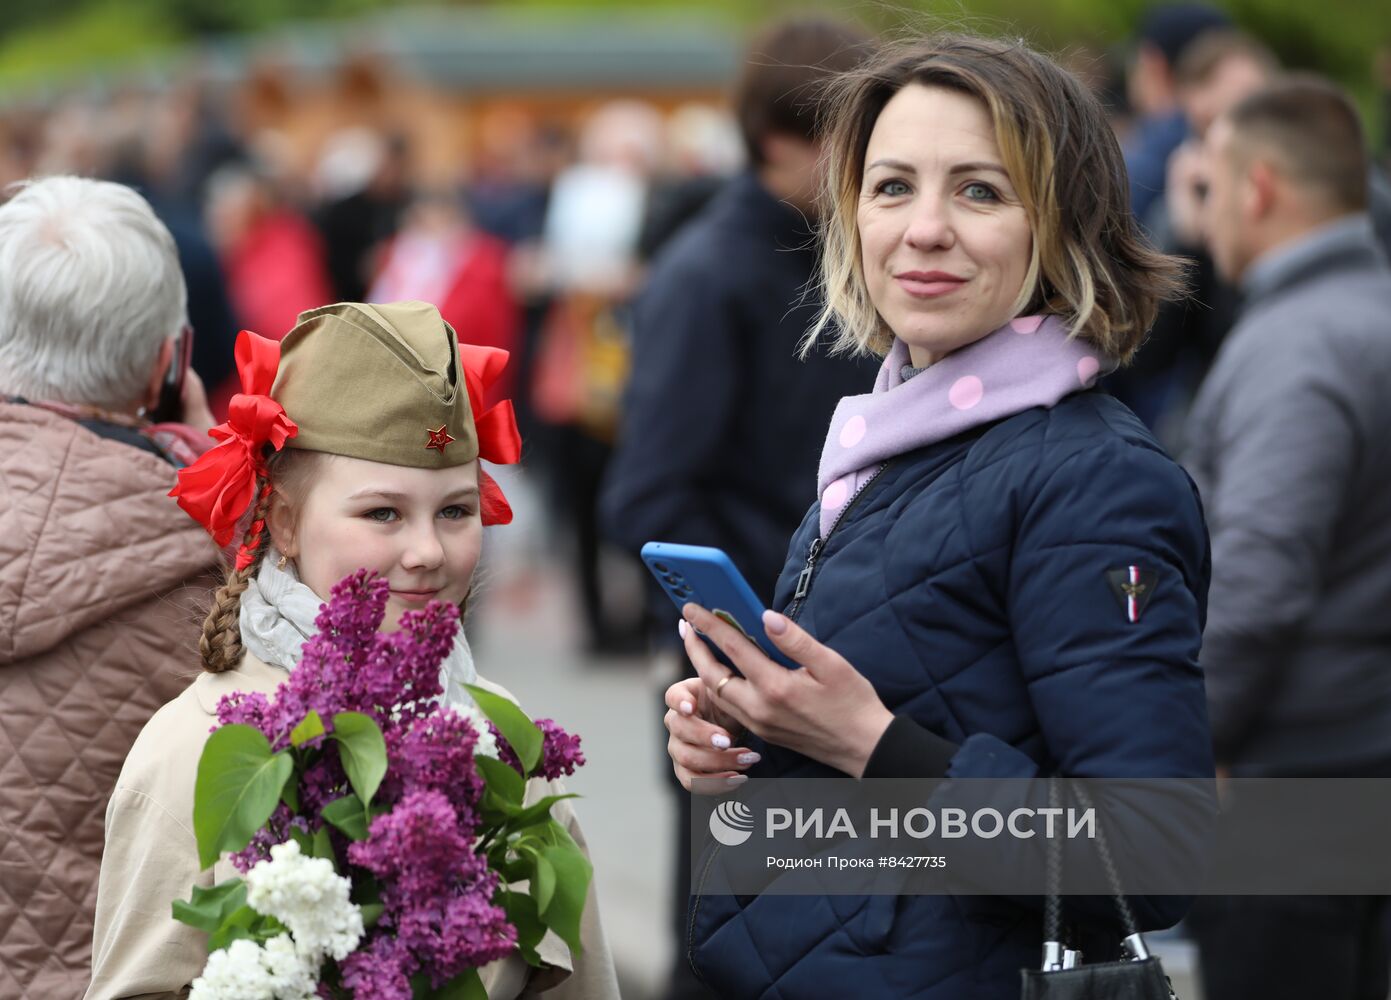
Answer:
[[857, 84, 1034, 367], [271, 454, 483, 631]]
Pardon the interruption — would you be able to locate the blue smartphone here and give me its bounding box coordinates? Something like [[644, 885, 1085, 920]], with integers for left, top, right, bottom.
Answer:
[[640, 541, 797, 670]]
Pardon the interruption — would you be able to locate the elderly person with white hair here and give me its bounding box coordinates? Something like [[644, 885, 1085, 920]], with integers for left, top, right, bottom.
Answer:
[[0, 176, 220, 998]]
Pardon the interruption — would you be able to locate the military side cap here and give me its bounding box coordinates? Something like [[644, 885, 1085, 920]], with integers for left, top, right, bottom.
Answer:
[[272, 301, 478, 468]]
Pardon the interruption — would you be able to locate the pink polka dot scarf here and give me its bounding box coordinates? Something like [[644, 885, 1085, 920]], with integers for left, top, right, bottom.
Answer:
[[816, 314, 1115, 538]]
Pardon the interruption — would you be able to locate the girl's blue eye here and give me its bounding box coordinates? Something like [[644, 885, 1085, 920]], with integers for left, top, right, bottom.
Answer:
[[364, 508, 398, 523], [876, 178, 911, 197], [439, 505, 474, 521], [964, 182, 998, 201]]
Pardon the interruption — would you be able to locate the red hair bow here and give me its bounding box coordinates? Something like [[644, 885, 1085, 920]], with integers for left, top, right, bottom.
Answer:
[[170, 331, 297, 568], [458, 343, 522, 526]]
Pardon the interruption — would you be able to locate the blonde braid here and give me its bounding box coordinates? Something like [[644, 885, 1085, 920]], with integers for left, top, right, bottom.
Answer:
[[198, 476, 274, 673]]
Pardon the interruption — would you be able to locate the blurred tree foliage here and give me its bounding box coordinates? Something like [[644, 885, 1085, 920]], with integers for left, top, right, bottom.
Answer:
[[0, 0, 1384, 135]]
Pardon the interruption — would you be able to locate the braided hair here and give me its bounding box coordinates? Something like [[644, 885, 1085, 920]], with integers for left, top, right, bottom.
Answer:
[[198, 473, 275, 673]]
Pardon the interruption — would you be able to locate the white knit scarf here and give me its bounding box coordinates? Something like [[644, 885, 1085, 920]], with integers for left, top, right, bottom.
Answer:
[[238, 546, 479, 709]]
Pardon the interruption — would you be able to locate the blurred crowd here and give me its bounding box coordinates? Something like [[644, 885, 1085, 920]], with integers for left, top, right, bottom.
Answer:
[[0, 70, 748, 653], [0, 9, 1386, 661], [5, 4, 1391, 998]]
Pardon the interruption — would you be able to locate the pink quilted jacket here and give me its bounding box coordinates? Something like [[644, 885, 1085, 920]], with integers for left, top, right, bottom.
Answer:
[[0, 403, 219, 999]]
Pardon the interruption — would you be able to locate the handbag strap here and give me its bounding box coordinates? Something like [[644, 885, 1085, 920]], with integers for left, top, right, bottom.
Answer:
[[1043, 776, 1141, 945]]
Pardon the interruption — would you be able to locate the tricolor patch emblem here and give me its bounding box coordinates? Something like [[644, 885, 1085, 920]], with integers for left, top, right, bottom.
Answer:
[[1107, 565, 1157, 623]]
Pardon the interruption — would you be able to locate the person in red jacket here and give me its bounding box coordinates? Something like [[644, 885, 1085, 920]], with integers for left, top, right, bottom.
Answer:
[[370, 189, 520, 407], [205, 165, 335, 418]]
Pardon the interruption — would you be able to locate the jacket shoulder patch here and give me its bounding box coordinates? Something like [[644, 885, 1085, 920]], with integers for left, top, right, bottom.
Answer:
[[1106, 565, 1157, 622]]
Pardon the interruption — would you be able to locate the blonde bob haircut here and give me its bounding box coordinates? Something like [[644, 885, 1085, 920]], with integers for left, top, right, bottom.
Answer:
[[809, 33, 1184, 363]]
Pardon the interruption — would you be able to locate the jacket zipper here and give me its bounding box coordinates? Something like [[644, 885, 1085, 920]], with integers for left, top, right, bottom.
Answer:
[[688, 458, 897, 982], [784, 460, 893, 622]]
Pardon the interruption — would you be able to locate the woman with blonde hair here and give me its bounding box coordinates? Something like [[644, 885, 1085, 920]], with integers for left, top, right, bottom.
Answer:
[[663, 33, 1214, 997]]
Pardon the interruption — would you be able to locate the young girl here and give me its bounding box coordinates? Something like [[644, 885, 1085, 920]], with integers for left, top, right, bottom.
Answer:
[[87, 301, 618, 999]]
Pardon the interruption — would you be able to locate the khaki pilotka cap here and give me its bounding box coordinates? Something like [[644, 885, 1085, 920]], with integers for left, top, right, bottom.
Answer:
[[271, 301, 478, 468]]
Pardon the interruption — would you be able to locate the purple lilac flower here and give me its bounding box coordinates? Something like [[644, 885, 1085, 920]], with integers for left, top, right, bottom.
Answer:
[[214, 571, 463, 748], [299, 755, 349, 817], [215, 688, 272, 731], [348, 791, 484, 896], [348, 791, 515, 981], [491, 718, 586, 780], [392, 874, 514, 987], [535, 719, 586, 779], [339, 933, 414, 1000], [381, 711, 485, 823], [228, 803, 307, 874]]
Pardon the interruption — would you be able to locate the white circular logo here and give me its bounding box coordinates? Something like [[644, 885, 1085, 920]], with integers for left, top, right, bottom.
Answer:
[[709, 800, 756, 846]]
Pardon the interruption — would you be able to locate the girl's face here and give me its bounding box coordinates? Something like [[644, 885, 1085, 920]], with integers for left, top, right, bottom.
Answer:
[[857, 84, 1034, 367], [270, 454, 483, 631]]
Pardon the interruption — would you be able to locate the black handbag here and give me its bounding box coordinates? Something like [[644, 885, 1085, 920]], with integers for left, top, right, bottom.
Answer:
[[1019, 779, 1179, 1000]]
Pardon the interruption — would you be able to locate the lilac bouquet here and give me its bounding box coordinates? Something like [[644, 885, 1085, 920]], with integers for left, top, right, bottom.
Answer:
[[174, 571, 588, 999]]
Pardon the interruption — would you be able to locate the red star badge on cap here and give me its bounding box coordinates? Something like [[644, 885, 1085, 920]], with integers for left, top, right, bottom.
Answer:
[[425, 425, 455, 454]]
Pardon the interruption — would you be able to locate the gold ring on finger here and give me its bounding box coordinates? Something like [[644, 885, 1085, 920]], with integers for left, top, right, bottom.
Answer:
[[715, 674, 734, 696]]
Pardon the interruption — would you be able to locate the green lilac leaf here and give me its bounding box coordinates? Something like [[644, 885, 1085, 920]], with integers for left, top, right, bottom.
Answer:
[[532, 853, 556, 914], [475, 754, 526, 807], [322, 794, 371, 842], [192, 724, 293, 869], [311, 824, 336, 864], [538, 843, 592, 954], [206, 904, 259, 952], [464, 684, 542, 774], [498, 889, 545, 966], [289, 709, 325, 747], [430, 967, 488, 1000], [331, 711, 388, 806], [509, 793, 580, 830], [171, 878, 247, 934]]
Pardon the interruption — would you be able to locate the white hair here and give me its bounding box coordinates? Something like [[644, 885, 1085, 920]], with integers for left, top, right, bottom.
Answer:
[[0, 176, 187, 409]]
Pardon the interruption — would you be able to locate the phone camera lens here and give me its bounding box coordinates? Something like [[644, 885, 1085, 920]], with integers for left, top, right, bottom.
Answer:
[[653, 562, 670, 574]]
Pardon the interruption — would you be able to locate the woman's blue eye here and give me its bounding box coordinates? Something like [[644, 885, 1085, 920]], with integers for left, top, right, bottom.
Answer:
[[364, 508, 398, 523], [876, 179, 911, 197], [964, 182, 998, 201]]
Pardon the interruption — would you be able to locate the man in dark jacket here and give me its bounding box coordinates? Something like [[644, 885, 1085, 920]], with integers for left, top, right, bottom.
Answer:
[[1122, 3, 1230, 223], [1181, 78, 1391, 1000], [1113, 30, 1391, 442], [599, 17, 876, 999], [602, 19, 877, 613]]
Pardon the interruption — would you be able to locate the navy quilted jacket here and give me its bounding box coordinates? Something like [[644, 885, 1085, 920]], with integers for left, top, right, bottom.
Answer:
[[689, 391, 1215, 999]]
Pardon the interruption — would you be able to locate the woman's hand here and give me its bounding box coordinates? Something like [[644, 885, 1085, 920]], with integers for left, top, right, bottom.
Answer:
[[664, 676, 758, 794], [680, 604, 894, 779]]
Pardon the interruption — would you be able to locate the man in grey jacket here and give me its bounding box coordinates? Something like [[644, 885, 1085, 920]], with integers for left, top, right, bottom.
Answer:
[[1181, 77, 1391, 999]]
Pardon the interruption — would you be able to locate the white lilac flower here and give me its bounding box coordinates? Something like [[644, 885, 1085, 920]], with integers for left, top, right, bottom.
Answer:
[[189, 938, 275, 1000], [245, 840, 365, 961], [261, 934, 319, 1000], [457, 702, 500, 759]]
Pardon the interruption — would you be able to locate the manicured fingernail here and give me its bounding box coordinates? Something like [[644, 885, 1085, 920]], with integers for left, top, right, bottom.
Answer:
[[678, 620, 690, 639], [711, 733, 731, 750], [679, 700, 693, 715], [737, 752, 761, 765], [763, 610, 788, 635], [726, 775, 748, 787]]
